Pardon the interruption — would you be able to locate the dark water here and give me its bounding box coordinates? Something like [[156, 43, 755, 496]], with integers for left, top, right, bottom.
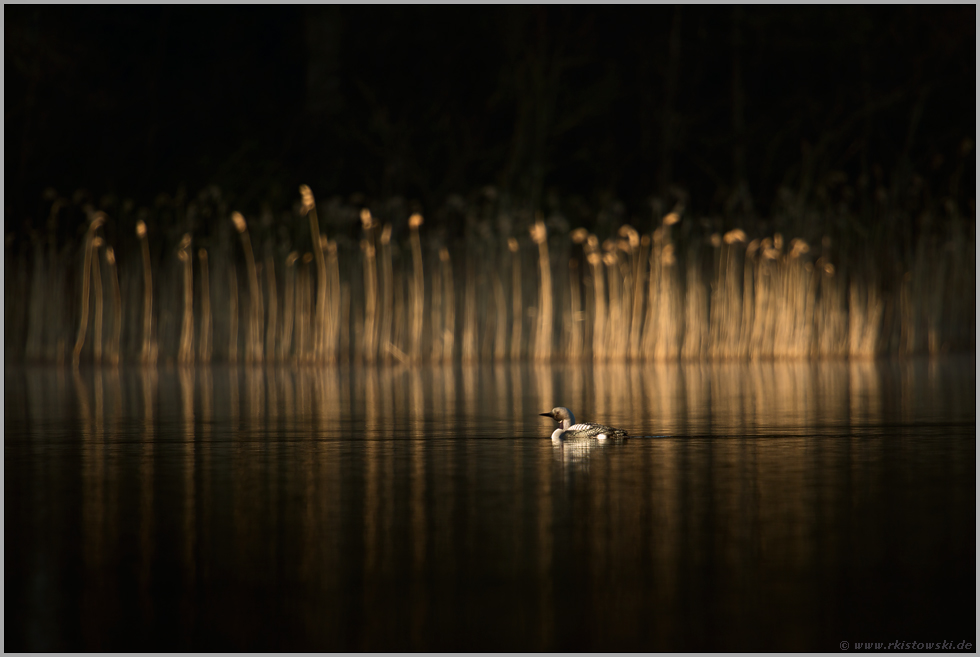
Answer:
[[5, 359, 976, 651]]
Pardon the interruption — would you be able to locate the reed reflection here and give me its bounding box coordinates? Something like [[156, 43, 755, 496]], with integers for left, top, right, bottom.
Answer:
[[408, 368, 427, 649], [75, 369, 103, 648], [199, 367, 213, 585], [7, 357, 974, 651], [531, 363, 555, 649], [177, 366, 196, 636], [362, 365, 383, 648], [138, 368, 157, 629]]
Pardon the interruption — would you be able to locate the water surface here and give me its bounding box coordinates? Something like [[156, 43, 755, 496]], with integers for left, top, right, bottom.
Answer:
[[5, 359, 975, 650]]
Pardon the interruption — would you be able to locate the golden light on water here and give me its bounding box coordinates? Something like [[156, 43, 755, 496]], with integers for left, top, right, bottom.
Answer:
[[5, 353, 973, 650]]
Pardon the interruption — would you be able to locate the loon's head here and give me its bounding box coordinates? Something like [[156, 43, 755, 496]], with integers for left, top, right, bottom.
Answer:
[[540, 406, 576, 430]]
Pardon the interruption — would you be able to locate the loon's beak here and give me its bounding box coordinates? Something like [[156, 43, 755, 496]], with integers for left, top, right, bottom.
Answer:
[[540, 412, 555, 420]]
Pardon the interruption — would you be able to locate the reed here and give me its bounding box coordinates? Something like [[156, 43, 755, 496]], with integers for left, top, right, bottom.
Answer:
[[585, 235, 607, 361], [104, 246, 122, 366], [608, 238, 632, 361], [300, 185, 328, 361], [255, 260, 265, 360], [72, 213, 105, 367], [232, 212, 262, 363], [90, 236, 105, 366], [325, 240, 341, 363], [787, 238, 813, 358], [772, 234, 793, 357], [227, 265, 238, 364], [565, 229, 586, 359], [530, 219, 553, 362], [603, 248, 622, 359], [340, 280, 351, 363], [508, 238, 523, 361], [298, 253, 313, 362], [431, 249, 444, 361], [681, 243, 708, 360], [642, 230, 660, 359], [479, 291, 494, 362], [361, 209, 379, 363], [379, 223, 395, 363], [280, 252, 299, 361], [26, 200, 63, 361], [710, 229, 747, 359], [646, 215, 682, 360], [461, 249, 478, 363], [621, 226, 644, 360], [748, 238, 775, 356], [493, 254, 509, 361], [617, 239, 636, 359], [177, 234, 194, 365], [24, 237, 45, 362], [408, 213, 425, 361], [198, 248, 212, 363], [814, 258, 845, 357], [848, 275, 883, 359], [136, 219, 156, 365], [387, 271, 411, 365], [566, 257, 583, 360], [923, 247, 945, 356], [49, 201, 68, 362], [7, 182, 975, 366], [265, 251, 277, 361], [439, 247, 455, 363]]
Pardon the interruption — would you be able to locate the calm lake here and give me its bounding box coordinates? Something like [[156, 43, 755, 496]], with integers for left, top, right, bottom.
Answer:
[[4, 358, 976, 651]]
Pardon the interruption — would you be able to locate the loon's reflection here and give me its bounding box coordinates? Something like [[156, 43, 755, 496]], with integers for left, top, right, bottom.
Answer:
[[551, 433, 628, 472]]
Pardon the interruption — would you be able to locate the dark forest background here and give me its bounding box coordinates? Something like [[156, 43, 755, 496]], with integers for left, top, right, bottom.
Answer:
[[5, 5, 975, 238]]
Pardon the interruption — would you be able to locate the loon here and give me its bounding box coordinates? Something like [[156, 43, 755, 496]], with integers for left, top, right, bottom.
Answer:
[[540, 406, 628, 440]]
